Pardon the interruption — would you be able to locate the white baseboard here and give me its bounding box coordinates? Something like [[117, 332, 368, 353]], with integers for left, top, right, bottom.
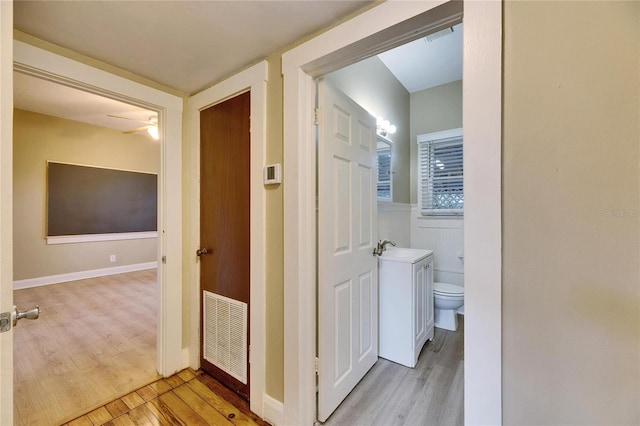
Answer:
[[263, 395, 284, 426], [13, 262, 158, 290], [182, 347, 191, 370]]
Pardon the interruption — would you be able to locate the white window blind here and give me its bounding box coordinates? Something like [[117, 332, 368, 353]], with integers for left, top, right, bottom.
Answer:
[[418, 129, 463, 216]]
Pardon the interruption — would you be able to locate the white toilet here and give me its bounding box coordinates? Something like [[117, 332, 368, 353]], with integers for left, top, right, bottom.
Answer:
[[434, 282, 464, 331]]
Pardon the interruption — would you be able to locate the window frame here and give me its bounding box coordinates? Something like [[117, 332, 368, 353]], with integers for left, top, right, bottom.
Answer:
[[418, 128, 464, 216]]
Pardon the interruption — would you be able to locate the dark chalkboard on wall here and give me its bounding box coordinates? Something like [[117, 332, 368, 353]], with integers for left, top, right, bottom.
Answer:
[[47, 162, 157, 236]]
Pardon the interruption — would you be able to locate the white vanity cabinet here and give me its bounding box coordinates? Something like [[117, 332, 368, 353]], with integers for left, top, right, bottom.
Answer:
[[378, 248, 434, 368]]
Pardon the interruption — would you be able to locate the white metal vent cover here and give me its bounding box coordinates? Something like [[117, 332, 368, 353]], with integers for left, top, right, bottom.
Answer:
[[203, 290, 248, 384]]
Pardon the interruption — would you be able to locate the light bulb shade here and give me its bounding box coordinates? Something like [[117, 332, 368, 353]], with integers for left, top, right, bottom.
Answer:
[[388, 124, 397, 134]]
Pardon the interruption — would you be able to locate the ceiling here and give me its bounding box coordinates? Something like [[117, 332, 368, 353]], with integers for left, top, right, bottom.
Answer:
[[14, 72, 156, 132], [14, 0, 374, 95], [12, 1, 462, 130], [378, 23, 462, 93]]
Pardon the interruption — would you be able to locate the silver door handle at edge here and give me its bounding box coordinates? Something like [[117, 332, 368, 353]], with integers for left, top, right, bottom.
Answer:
[[13, 305, 40, 326]]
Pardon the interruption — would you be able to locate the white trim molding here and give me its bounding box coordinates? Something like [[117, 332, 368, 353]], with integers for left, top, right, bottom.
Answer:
[[47, 231, 157, 245], [282, 0, 501, 424], [187, 61, 268, 418], [13, 40, 184, 378], [462, 2, 503, 424], [262, 395, 285, 426], [0, 3, 14, 425], [417, 127, 463, 144], [13, 261, 158, 290], [377, 202, 412, 213]]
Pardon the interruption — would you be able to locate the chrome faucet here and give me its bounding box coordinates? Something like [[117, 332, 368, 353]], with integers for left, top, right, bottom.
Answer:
[[373, 239, 396, 256]]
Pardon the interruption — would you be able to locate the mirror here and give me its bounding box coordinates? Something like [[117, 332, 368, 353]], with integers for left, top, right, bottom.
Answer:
[[377, 135, 393, 201]]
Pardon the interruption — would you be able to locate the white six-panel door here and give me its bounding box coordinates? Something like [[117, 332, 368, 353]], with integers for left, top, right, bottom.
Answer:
[[317, 80, 378, 422]]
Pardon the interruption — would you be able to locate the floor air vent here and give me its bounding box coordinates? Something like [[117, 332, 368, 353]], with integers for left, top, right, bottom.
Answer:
[[203, 291, 248, 384]]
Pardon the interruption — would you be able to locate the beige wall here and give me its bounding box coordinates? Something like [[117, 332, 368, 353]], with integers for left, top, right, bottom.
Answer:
[[264, 53, 285, 400], [503, 1, 639, 424], [409, 80, 462, 204], [326, 56, 411, 203], [13, 109, 159, 281]]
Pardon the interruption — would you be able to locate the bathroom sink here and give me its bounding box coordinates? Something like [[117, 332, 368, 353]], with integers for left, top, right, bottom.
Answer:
[[380, 247, 433, 263]]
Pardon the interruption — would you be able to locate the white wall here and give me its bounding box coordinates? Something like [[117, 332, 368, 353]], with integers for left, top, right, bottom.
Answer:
[[378, 202, 464, 295], [377, 202, 411, 247], [411, 209, 464, 287]]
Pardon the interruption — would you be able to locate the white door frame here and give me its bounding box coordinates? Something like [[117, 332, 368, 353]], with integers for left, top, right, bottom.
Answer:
[[187, 61, 268, 418], [11, 41, 185, 378], [282, 1, 502, 424], [0, 2, 15, 425]]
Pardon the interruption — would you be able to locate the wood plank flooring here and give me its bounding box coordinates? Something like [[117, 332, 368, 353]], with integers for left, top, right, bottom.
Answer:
[[13, 270, 160, 426], [325, 316, 464, 426], [63, 369, 270, 426]]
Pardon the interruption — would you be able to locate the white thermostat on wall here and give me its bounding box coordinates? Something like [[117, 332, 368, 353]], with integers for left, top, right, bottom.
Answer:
[[263, 164, 282, 185]]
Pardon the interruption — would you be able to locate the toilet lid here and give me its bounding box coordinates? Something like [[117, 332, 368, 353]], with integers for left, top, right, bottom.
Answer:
[[434, 282, 464, 295]]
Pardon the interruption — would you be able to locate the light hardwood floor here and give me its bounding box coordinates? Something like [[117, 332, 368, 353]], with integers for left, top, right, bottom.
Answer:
[[325, 316, 464, 426], [63, 368, 270, 426], [13, 270, 160, 426]]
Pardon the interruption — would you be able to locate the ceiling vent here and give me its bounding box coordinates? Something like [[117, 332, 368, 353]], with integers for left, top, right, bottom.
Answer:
[[424, 27, 454, 43]]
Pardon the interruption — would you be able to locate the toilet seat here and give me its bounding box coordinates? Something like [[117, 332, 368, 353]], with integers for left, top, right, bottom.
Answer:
[[434, 282, 464, 296]]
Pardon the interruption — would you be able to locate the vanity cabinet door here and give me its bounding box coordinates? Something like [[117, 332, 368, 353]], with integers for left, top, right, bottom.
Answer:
[[413, 258, 428, 349], [426, 257, 434, 333]]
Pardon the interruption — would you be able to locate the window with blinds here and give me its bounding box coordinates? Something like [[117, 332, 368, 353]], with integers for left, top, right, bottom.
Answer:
[[418, 129, 463, 216]]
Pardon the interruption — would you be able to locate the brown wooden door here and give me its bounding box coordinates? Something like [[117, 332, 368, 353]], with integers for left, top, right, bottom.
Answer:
[[200, 91, 251, 399]]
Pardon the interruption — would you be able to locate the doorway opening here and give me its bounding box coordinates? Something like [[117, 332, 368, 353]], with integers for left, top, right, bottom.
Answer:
[[315, 19, 464, 423], [12, 72, 161, 425], [199, 90, 251, 400], [282, 1, 502, 424], [8, 39, 184, 425], [187, 61, 268, 419]]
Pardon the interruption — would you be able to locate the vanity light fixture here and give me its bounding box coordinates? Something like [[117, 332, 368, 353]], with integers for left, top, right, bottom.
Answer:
[[375, 115, 396, 137], [369, 111, 397, 137]]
